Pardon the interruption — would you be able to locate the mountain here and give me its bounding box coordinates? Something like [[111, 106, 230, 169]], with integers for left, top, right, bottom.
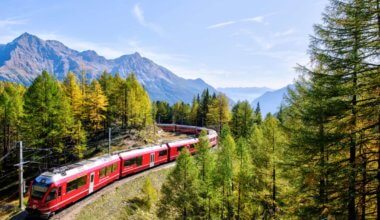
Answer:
[[0, 33, 218, 104], [218, 87, 273, 103], [251, 84, 294, 116]]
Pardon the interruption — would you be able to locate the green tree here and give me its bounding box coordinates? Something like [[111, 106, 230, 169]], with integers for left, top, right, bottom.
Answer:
[[0, 82, 24, 169], [230, 101, 254, 138], [214, 126, 235, 219], [195, 130, 216, 219], [141, 177, 158, 210], [24, 71, 74, 166], [158, 149, 200, 219]]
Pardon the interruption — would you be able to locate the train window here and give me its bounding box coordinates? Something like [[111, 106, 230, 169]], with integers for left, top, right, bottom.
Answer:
[[112, 163, 117, 172], [67, 175, 87, 193], [45, 188, 57, 202], [106, 165, 113, 175], [124, 158, 135, 167], [159, 150, 167, 157], [99, 167, 106, 178], [136, 156, 142, 166]]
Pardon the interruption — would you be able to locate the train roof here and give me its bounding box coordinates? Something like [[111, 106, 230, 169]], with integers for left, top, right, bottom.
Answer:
[[36, 154, 120, 183], [118, 144, 168, 159]]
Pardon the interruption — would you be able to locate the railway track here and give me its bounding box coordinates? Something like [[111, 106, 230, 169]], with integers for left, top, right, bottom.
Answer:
[[11, 162, 176, 220]]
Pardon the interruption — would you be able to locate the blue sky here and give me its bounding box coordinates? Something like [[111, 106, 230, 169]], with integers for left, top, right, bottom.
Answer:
[[0, 0, 328, 89]]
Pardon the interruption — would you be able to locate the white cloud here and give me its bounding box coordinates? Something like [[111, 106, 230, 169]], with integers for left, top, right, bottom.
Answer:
[[241, 16, 264, 23], [207, 14, 269, 29], [207, 21, 236, 29], [132, 4, 163, 35]]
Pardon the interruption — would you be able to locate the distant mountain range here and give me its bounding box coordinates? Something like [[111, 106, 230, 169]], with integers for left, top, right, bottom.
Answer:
[[218, 87, 273, 103], [0, 33, 218, 104], [251, 84, 294, 116]]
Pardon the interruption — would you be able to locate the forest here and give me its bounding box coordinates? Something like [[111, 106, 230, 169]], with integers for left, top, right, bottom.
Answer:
[[0, 0, 379, 219]]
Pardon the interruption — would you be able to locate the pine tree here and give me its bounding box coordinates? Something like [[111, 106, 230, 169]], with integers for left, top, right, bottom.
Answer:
[[254, 102, 263, 125], [158, 149, 200, 219]]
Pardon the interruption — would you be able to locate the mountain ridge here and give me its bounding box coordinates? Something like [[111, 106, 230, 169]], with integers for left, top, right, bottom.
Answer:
[[0, 32, 218, 104], [251, 84, 294, 116], [218, 86, 274, 103]]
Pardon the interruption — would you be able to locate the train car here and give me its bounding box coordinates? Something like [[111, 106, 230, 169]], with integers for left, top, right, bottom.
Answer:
[[174, 125, 200, 135], [167, 138, 199, 160], [158, 124, 176, 133], [27, 154, 120, 218], [118, 144, 169, 177]]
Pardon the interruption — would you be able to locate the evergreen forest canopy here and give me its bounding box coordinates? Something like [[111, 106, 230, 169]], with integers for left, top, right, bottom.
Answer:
[[0, 0, 379, 219]]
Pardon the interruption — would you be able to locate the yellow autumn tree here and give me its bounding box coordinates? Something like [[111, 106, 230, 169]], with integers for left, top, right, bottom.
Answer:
[[207, 93, 230, 132], [63, 72, 84, 120], [126, 73, 152, 128], [85, 80, 108, 133]]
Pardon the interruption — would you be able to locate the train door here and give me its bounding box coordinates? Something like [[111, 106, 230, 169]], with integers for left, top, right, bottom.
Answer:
[[150, 153, 155, 167], [89, 172, 95, 194]]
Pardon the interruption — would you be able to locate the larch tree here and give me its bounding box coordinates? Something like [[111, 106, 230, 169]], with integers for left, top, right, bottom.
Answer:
[[85, 80, 108, 133], [0, 82, 24, 169], [230, 101, 254, 138], [23, 71, 74, 167], [158, 149, 200, 219], [125, 74, 152, 128], [195, 130, 216, 219], [207, 93, 230, 133]]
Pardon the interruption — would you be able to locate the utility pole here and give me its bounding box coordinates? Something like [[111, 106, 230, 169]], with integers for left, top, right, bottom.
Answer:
[[19, 141, 24, 210], [13, 141, 25, 210], [108, 128, 111, 155]]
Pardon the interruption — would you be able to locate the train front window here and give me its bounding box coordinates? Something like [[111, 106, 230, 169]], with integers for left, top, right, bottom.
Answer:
[[31, 184, 49, 200], [45, 188, 57, 202]]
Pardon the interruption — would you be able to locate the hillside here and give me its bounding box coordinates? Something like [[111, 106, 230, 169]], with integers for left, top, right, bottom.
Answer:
[[0, 33, 218, 104]]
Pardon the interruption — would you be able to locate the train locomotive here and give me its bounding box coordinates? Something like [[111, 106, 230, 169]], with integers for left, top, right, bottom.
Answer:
[[26, 124, 218, 218]]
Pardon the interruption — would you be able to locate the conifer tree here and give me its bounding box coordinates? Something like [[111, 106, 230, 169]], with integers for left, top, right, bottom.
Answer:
[[0, 82, 24, 169], [125, 74, 152, 128], [85, 80, 108, 133], [230, 101, 254, 138], [195, 130, 216, 218], [207, 93, 230, 132], [63, 72, 84, 120], [214, 126, 236, 219], [158, 149, 200, 219], [254, 102, 263, 125], [24, 71, 74, 166]]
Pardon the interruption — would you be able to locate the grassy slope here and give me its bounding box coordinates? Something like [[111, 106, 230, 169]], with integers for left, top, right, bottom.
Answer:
[[75, 168, 172, 220]]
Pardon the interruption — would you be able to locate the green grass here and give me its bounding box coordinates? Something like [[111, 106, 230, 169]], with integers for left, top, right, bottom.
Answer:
[[75, 168, 172, 220]]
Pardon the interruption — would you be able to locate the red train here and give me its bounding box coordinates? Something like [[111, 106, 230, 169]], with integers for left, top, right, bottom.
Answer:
[[26, 124, 218, 218]]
